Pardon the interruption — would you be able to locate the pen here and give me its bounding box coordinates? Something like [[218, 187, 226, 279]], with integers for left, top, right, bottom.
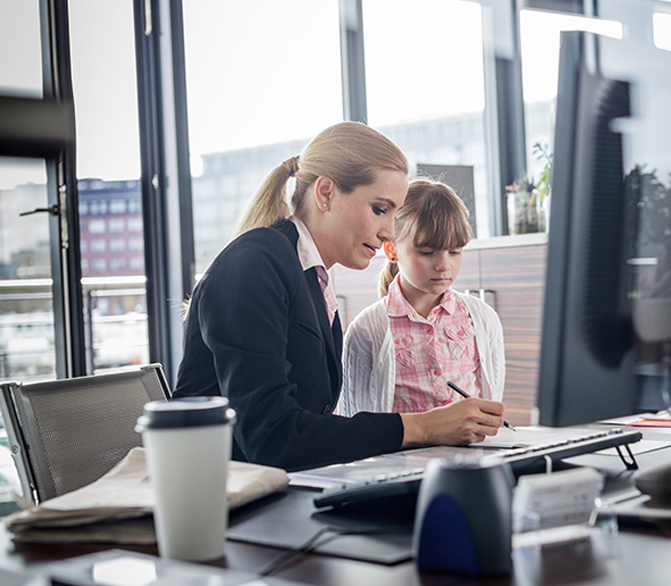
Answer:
[[447, 380, 516, 432]]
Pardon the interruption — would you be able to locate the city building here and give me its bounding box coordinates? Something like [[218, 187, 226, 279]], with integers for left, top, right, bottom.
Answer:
[[78, 179, 145, 278]]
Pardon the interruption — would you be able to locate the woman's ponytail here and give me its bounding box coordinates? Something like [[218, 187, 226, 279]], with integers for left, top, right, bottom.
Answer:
[[230, 155, 299, 240], [231, 122, 408, 240]]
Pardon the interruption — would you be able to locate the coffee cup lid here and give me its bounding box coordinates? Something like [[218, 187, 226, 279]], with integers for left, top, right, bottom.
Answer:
[[136, 396, 236, 431]]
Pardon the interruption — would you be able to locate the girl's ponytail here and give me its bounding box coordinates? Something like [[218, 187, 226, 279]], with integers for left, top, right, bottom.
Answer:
[[378, 261, 399, 298]]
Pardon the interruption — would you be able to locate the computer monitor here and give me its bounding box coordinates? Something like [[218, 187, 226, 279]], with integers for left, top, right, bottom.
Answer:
[[536, 30, 671, 426]]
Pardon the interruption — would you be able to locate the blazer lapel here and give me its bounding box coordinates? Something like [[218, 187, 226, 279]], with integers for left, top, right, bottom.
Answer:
[[275, 221, 343, 395], [305, 267, 342, 393]]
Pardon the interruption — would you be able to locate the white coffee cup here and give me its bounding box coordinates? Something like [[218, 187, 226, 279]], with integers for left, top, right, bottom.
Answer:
[[136, 396, 236, 561]]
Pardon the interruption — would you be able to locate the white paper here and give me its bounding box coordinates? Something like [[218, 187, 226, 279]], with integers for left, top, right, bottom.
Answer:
[[471, 426, 604, 449]]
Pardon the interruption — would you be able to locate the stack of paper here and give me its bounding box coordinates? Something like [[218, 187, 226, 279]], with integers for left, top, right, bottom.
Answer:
[[4, 447, 289, 544], [627, 410, 671, 428]]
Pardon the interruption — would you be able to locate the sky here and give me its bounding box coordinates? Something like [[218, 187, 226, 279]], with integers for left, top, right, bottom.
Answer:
[[1, 0, 669, 190]]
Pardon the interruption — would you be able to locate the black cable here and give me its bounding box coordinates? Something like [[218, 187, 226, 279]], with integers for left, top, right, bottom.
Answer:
[[257, 526, 334, 576], [257, 525, 412, 577]]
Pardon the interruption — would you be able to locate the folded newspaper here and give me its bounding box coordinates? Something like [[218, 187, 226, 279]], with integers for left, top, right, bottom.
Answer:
[[4, 447, 289, 544]]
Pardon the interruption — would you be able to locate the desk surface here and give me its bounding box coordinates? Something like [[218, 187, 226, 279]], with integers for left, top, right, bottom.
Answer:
[[2, 432, 671, 586], [2, 522, 671, 586]]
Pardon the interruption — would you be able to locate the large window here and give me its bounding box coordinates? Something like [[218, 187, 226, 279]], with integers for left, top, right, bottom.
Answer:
[[654, 11, 671, 51], [69, 1, 141, 182], [1, 1, 150, 379], [0, 2, 56, 384], [68, 0, 149, 372], [519, 8, 623, 182], [363, 0, 490, 237], [0, 0, 42, 98], [182, 0, 343, 274], [0, 160, 54, 383]]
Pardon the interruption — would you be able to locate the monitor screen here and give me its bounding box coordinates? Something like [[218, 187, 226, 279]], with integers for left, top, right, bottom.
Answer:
[[536, 30, 671, 426]]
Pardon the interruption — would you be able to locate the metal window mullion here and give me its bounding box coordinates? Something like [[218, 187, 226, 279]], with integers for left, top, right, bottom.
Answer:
[[480, 0, 528, 236], [42, 0, 86, 378], [159, 0, 194, 384], [166, 0, 195, 302], [495, 53, 528, 235], [134, 0, 173, 380], [339, 0, 367, 123]]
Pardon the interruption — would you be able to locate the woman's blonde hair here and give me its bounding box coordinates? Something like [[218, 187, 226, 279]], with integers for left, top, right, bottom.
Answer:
[[231, 121, 409, 238], [378, 178, 474, 297]]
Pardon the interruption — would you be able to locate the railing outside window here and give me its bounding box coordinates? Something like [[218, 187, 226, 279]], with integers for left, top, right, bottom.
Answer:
[[0, 276, 149, 384]]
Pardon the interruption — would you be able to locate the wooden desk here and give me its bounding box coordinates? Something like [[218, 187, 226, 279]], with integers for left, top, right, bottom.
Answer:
[[3, 433, 671, 586], [2, 513, 671, 586]]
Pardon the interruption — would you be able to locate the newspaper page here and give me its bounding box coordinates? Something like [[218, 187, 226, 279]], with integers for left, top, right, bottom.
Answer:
[[4, 447, 289, 544]]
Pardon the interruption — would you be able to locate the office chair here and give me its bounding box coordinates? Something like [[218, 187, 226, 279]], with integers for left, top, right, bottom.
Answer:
[[0, 363, 171, 505]]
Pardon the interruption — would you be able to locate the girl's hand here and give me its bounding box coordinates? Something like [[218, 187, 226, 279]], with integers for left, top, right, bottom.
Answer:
[[399, 398, 505, 448]]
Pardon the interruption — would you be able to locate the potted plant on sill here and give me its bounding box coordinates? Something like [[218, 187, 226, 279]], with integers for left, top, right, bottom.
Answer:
[[505, 142, 553, 234]]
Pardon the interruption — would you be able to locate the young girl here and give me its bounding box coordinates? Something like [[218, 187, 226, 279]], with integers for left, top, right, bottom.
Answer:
[[338, 178, 505, 417]]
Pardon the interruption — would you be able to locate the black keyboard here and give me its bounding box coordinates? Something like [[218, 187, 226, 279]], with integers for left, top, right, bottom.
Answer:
[[483, 427, 642, 469], [313, 427, 642, 509], [314, 468, 425, 509]]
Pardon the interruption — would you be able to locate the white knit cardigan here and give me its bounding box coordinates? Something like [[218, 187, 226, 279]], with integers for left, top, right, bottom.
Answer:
[[337, 290, 505, 417]]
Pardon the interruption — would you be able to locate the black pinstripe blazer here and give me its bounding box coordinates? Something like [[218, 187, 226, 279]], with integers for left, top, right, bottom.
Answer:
[[174, 220, 403, 472]]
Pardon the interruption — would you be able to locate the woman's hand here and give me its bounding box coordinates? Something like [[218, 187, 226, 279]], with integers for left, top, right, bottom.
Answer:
[[399, 398, 505, 448]]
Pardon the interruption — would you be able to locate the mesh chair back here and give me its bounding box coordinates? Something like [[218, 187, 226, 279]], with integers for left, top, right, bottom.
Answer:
[[0, 364, 170, 504]]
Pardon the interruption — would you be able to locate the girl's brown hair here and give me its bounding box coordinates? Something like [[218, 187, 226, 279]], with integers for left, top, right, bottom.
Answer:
[[378, 178, 474, 297], [231, 121, 409, 238]]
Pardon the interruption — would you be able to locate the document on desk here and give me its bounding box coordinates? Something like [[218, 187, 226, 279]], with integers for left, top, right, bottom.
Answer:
[[470, 426, 605, 449], [474, 426, 665, 456], [596, 440, 670, 456]]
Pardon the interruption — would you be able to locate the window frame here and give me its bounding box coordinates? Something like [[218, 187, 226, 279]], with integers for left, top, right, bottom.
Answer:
[[0, 0, 86, 378]]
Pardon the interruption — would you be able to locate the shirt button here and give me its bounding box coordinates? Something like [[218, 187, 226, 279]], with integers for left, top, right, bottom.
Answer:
[[458, 330, 465, 336], [433, 369, 441, 376], [322, 404, 332, 414], [395, 339, 400, 344]]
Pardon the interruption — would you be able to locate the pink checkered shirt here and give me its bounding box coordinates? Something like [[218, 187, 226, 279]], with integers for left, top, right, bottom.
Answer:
[[385, 277, 482, 413]]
